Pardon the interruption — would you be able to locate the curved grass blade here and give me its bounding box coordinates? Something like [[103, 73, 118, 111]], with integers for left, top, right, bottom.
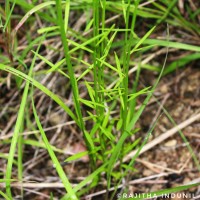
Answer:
[[5, 75, 28, 197], [0, 64, 78, 126], [0, 191, 10, 200], [32, 99, 78, 200], [13, 1, 55, 34], [4, 42, 40, 197]]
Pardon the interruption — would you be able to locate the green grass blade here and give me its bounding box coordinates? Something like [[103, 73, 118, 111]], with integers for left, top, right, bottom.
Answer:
[[141, 39, 200, 52], [0, 64, 78, 126], [163, 53, 200, 75], [56, 0, 83, 127], [5, 36, 45, 197], [5, 63, 31, 198], [0, 191, 10, 200], [156, 0, 177, 24], [3, 0, 16, 33], [56, 0, 96, 168], [32, 99, 78, 200], [130, 26, 156, 54], [31, 50, 70, 78], [64, 151, 88, 162], [21, 139, 64, 154], [37, 26, 59, 34], [64, 0, 70, 32], [14, 1, 55, 34]]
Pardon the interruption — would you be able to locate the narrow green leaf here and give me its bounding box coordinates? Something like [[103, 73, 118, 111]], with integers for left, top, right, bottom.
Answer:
[[64, 0, 70, 32], [14, 1, 55, 33], [163, 53, 200, 75], [31, 50, 70, 78], [0, 64, 78, 126], [5, 41, 40, 197], [65, 151, 88, 162], [32, 99, 78, 200], [0, 191, 10, 200], [128, 87, 151, 102], [130, 26, 156, 54], [141, 39, 200, 52], [37, 26, 59, 34]]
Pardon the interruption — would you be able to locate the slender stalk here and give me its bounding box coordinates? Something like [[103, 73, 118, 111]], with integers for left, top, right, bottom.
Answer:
[[93, 0, 100, 110], [121, 0, 131, 133], [18, 123, 24, 198], [128, 0, 141, 122], [56, 0, 96, 169]]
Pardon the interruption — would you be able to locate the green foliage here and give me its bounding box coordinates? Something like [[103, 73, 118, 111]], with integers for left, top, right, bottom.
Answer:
[[0, 0, 199, 199]]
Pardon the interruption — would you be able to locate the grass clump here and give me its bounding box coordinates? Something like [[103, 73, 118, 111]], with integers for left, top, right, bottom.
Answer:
[[0, 0, 200, 199]]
